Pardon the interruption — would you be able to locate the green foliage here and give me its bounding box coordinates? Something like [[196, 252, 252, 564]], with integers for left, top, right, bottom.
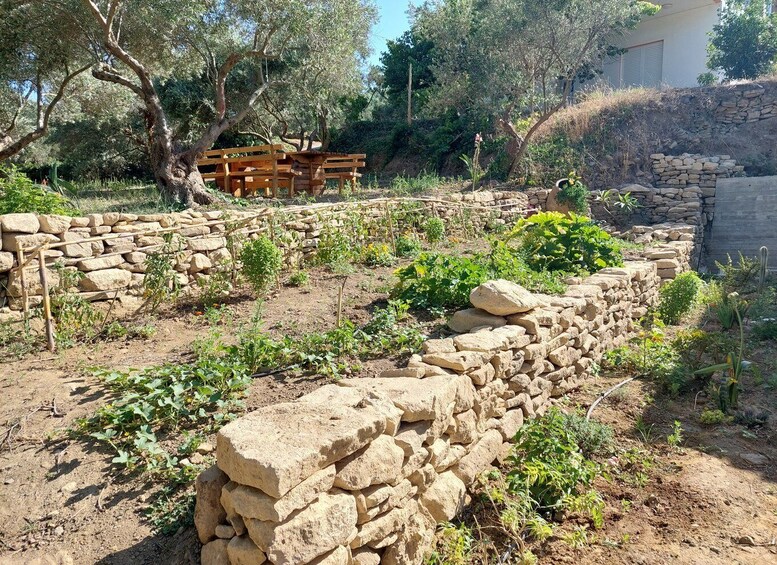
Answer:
[[707, 0, 777, 80], [392, 253, 488, 310], [555, 172, 589, 214], [143, 233, 184, 313], [362, 243, 395, 267], [487, 240, 568, 295], [316, 225, 359, 269], [287, 270, 310, 287], [390, 171, 444, 195], [699, 408, 733, 426], [240, 236, 283, 294], [657, 272, 703, 325], [0, 320, 38, 358], [752, 319, 777, 341], [525, 133, 582, 187], [196, 270, 233, 307], [74, 357, 251, 478], [716, 252, 762, 291], [667, 420, 684, 449], [423, 217, 446, 244], [711, 291, 750, 330], [0, 166, 78, 215], [563, 411, 615, 458], [508, 408, 603, 515], [48, 264, 102, 346], [395, 233, 422, 258], [697, 72, 717, 86], [425, 523, 474, 565], [146, 488, 195, 535], [596, 189, 641, 221], [509, 212, 623, 274]]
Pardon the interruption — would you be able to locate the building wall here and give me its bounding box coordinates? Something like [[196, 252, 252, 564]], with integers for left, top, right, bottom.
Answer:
[[603, 0, 721, 89]]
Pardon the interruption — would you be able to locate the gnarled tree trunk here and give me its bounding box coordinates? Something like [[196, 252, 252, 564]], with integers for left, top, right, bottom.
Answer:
[[152, 150, 215, 207]]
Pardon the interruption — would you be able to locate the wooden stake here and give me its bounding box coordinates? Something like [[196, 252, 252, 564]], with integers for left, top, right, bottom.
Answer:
[[407, 63, 413, 126], [385, 202, 396, 254], [15, 249, 29, 321], [38, 249, 55, 353], [336, 277, 347, 328]]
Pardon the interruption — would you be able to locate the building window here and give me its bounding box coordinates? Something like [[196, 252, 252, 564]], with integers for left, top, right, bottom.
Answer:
[[603, 40, 664, 88]]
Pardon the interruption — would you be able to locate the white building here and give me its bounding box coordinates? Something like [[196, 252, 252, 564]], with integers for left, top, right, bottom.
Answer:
[[602, 0, 723, 89]]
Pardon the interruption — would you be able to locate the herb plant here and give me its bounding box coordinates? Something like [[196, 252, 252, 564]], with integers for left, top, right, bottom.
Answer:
[[240, 236, 283, 294]]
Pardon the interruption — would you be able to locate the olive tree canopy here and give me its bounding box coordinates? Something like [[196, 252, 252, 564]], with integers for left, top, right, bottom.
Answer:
[[414, 0, 659, 177]]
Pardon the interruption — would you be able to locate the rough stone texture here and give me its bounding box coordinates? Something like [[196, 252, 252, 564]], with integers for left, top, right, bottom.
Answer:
[[451, 430, 503, 484], [470, 279, 541, 315], [245, 492, 357, 564], [1, 232, 58, 252], [38, 215, 72, 234], [216, 402, 385, 498], [419, 471, 467, 522], [227, 536, 267, 565], [0, 213, 39, 234], [333, 435, 404, 490], [230, 466, 336, 522], [195, 465, 230, 544], [447, 308, 507, 333], [76, 254, 124, 272], [201, 539, 230, 565], [78, 268, 132, 291], [0, 252, 13, 273]]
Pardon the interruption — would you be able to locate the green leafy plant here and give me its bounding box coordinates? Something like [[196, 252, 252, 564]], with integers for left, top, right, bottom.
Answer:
[[240, 236, 283, 294], [667, 420, 684, 449], [752, 319, 777, 341], [508, 212, 623, 274], [362, 243, 395, 267], [392, 253, 488, 310], [288, 270, 310, 287], [699, 408, 733, 426], [657, 272, 704, 325], [424, 217, 446, 244], [555, 171, 589, 214], [459, 132, 485, 192], [712, 291, 750, 330], [0, 166, 78, 215], [143, 233, 185, 313], [425, 523, 474, 565], [633, 415, 654, 444], [695, 293, 753, 413], [716, 252, 761, 291], [563, 412, 615, 458], [395, 233, 422, 258], [596, 189, 641, 220]]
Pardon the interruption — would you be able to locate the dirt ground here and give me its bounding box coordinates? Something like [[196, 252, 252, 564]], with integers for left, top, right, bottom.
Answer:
[[1, 260, 776, 564]]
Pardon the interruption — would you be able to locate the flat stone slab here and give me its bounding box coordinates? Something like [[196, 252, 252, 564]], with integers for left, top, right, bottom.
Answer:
[[217, 401, 386, 498]]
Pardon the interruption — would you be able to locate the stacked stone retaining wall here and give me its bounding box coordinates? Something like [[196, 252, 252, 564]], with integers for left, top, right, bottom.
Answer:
[[194, 256, 671, 565], [0, 192, 528, 314]]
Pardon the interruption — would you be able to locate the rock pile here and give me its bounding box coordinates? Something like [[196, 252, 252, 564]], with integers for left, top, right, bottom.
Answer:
[[196, 265, 662, 565]]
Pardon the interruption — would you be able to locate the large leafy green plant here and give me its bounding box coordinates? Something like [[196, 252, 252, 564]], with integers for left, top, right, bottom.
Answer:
[[393, 253, 489, 310], [0, 166, 77, 215], [509, 212, 623, 274], [657, 271, 703, 325]]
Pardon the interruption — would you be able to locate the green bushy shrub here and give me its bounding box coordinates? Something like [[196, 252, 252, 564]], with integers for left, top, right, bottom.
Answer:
[[392, 253, 488, 310], [424, 217, 446, 244], [362, 243, 395, 267], [509, 212, 623, 274], [657, 272, 703, 325], [395, 233, 422, 258], [0, 166, 78, 215], [555, 172, 589, 214], [240, 236, 283, 294]]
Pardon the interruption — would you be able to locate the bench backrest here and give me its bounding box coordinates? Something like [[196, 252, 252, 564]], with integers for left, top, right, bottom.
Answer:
[[322, 154, 366, 170]]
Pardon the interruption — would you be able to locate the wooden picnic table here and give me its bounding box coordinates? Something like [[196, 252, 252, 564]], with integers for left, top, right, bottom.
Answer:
[[287, 151, 366, 195]]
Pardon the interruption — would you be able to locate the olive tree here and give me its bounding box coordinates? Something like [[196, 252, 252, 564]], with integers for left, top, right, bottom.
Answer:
[[0, 1, 91, 161], [20, 0, 375, 206], [414, 0, 659, 177]]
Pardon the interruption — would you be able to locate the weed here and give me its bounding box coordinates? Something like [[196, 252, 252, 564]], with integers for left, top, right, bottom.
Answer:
[[555, 171, 590, 214], [287, 270, 310, 287], [425, 523, 473, 565], [562, 525, 592, 548], [362, 243, 395, 267], [667, 420, 684, 449], [0, 320, 38, 358], [657, 272, 704, 325], [49, 263, 102, 347], [395, 233, 422, 258], [424, 217, 446, 244], [563, 411, 615, 458], [240, 236, 283, 295], [143, 233, 185, 313], [146, 488, 195, 535], [634, 415, 654, 444], [752, 319, 777, 341], [196, 270, 233, 307], [699, 408, 733, 425], [0, 165, 78, 215], [390, 171, 443, 195]]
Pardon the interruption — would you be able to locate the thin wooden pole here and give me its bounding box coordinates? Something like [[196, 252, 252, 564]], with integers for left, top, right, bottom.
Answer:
[[407, 63, 413, 126], [385, 202, 396, 254], [38, 249, 55, 353], [336, 277, 347, 328], [15, 249, 29, 321]]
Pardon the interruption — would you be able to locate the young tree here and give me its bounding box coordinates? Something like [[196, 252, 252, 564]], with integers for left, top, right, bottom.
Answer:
[[23, 0, 375, 206], [414, 0, 659, 178], [707, 0, 777, 81], [0, 1, 91, 161]]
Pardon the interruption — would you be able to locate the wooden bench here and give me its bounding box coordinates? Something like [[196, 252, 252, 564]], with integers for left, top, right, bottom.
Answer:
[[322, 154, 366, 194], [197, 145, 299, 198]]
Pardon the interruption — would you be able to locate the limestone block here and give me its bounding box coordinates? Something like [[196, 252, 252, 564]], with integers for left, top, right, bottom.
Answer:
[[419, 471, 466, 522], [76, 254, 123, 272], [231, 465, 336, 522], [453, 331, 508, 353], [201, 539, 230, 565], [302, 384, 403, 437], [379, 367, 425, 379], [310, 546, 351, 564], [351, 499, 420, 549], [0, 251, 13, 273], [189, 253, 212, 274], [6, 267, 60, 297], [61, 231, 93, 258], [87, 213, 104, 227], [227, 536, 267, 565], [2, 232, 58, 252], [448, 308, 506, 333], [352, 547, 381, 565], [422, 338, 456, 354], [334, 435, 405, 490], [422, 351, 486, 373], [189, 237, 226, 252], [245, 492, 357, 564], [79, 268, 131, 291], [448, 409, 479, 444], [468, 363, 495, 386], [0, 213, 39, 234], [469, 279, 540, 315], [38, 215, 72, 234], [195, 465, 229, 544], [393, 422, 431, 456]]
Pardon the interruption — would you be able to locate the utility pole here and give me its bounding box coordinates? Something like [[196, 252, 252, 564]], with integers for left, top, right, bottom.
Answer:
[[407, 63, 413, 126]]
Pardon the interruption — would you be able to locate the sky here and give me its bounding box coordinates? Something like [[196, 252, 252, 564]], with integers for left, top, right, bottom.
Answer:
[[368, 1, 422, 67]]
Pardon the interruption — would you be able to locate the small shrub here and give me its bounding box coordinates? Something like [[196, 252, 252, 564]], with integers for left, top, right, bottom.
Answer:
[[555, 171, 589, 214], [316, 229, 355, 268], [563, 412, 615, 458], [395, 233, 422, 258], [710, 290, 750, 330], [752, 319, 777, 341], [657, 272, 703, 325], [143, 233, 185, 313], [362, 243, 395, 267], [240, 236, 283, 294], [196, 271, 233, 307], [288, 270, 310, 287], [509, 212, 623, 274], [49, 264, 102, 346], [0, 166, 78, 215], [424, 217, 446, 244], [699, 408, 732, 426], [716, 252, 761, 291], [392, 253, 488, 310]]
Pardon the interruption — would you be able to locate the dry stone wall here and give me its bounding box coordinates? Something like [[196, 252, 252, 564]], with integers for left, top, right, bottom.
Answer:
[[0, 192, 528, 314], [195, 259, 667, 565]]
